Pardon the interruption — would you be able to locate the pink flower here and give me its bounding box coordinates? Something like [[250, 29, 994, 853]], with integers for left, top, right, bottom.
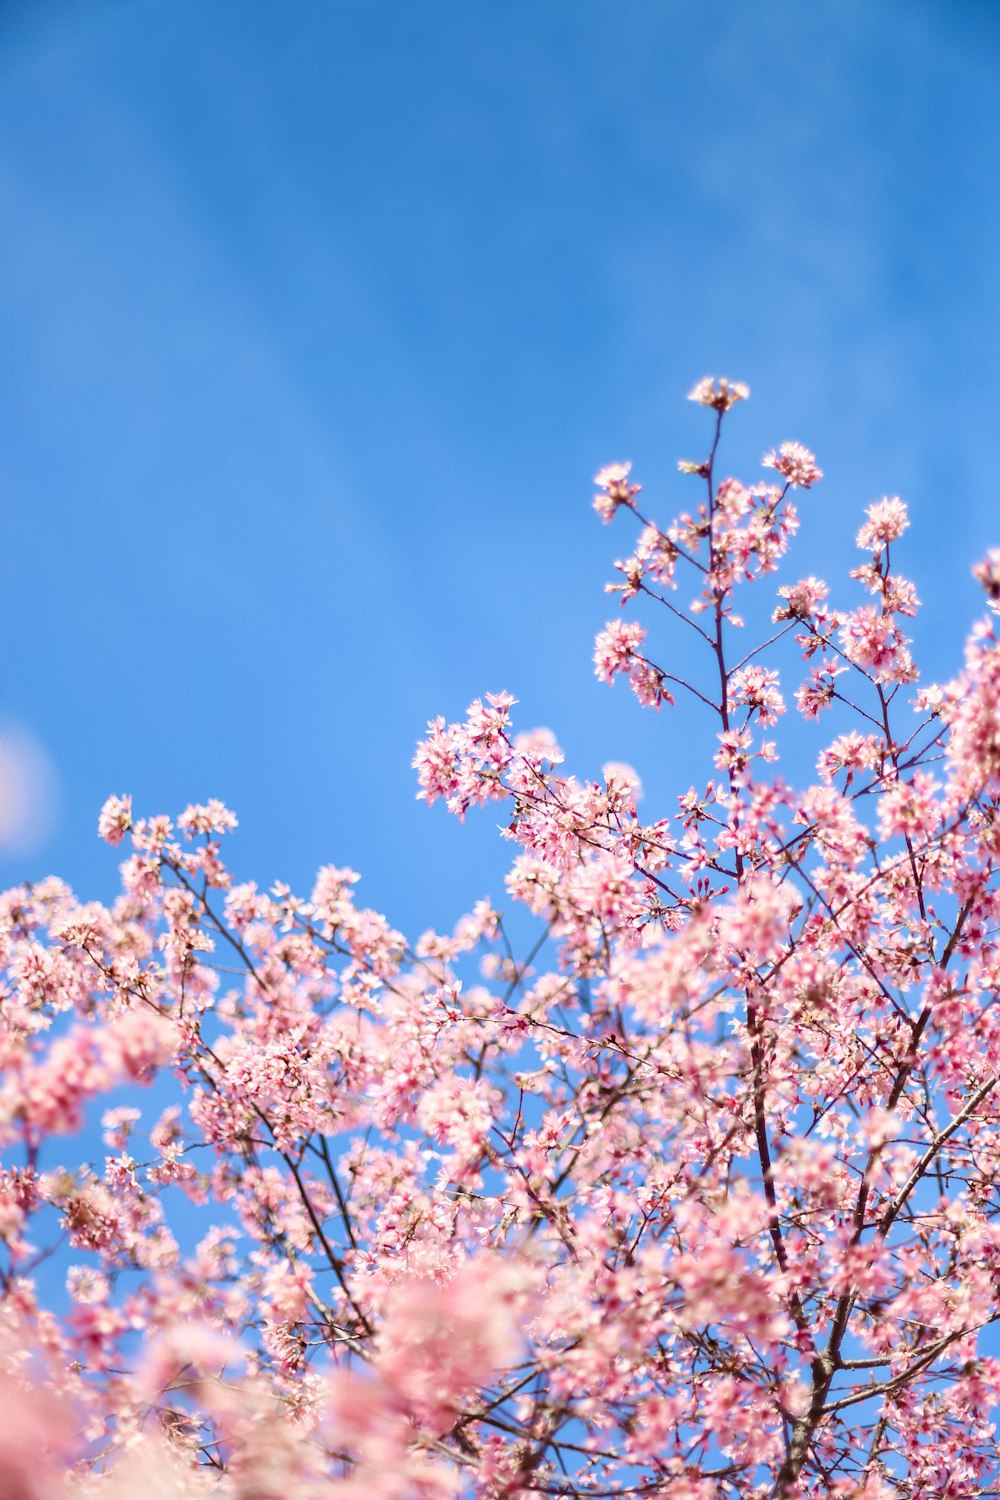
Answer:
[[177, 799, 238, 836], [817, 731, 884, 786], [762, 441, 823, 489], [0, 1363, 73, 1499], [773, 575, 830, 623], [593, 618, 646, 683], [97, 793, 132, 846], [730, 665, 785, 726], [856, 495, 909, 550], [375, 1259, 530, 1429], [687, 375, 750, 411], [593, 461, 640, 523], [795, 663, 847, 717], [629, 660, 673, 708], [714, 728, 753, 772], [839, 605, 915, 682], [513, 725, 564, 765], [603, 761, 643, 804]]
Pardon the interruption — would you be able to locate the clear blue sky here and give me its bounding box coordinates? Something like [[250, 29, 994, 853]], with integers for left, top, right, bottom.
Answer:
[[2, 0, 998, 934]]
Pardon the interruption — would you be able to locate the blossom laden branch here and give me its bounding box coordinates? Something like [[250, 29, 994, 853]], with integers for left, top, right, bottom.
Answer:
[[2, 378, 999, 1499]]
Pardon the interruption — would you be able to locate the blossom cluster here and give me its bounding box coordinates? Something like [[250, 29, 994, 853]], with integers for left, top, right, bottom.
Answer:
[[1, 382, 1000, 1499]]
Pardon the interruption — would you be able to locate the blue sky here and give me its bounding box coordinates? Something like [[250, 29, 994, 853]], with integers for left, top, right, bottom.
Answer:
[[1, 0, 998, 935]]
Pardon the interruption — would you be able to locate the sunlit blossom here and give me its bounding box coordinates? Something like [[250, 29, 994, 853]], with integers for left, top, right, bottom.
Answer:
[[2, 381, 999, 1500]]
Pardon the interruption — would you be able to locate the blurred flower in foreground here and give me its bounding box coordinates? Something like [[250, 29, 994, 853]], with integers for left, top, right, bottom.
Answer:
[[0, 725, 58, 855]]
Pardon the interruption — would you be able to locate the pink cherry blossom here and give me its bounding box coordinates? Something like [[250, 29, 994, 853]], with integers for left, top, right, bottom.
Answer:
[[592, 460, 641, 523], [97, 793, 132, 847], [3, 379, 1000, 1500], [856, 495, 910, 550], [730, 664, 786, 726], [763, 440, 823, 489], [593, 617, 648, 689], [687, 374, 750, 410]]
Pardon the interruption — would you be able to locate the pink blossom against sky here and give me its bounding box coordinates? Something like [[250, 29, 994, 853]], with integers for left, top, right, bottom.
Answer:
[[2, 12, 1000, 1483]]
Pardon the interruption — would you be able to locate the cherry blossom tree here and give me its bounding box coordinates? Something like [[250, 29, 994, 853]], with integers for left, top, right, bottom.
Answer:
[[2, 379, 1000, 1498]]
